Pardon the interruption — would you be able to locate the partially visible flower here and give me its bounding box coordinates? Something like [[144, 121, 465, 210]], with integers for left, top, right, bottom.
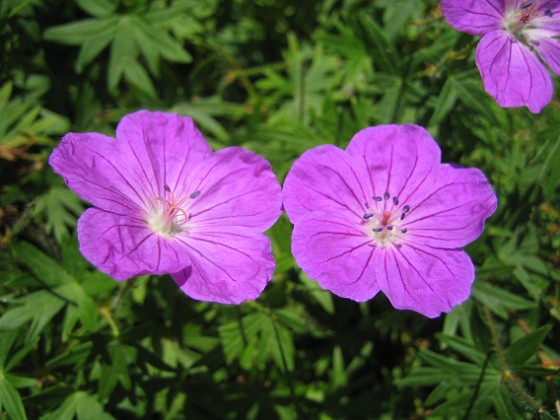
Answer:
[[441, 0, 560, 113], [49, 110, 282, 304], [283, 125, 497, 318]]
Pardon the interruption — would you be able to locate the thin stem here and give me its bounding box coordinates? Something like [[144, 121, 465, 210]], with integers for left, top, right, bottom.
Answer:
[[482, 306, 552, 418], [463, 348, 493, 420]]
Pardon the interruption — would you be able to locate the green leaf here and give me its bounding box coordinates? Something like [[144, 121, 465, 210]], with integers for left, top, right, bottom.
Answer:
[[34, 187, 84, 243], [429, 77, 457, 126], [44, 18, 118, 45], [472, 282, 536, 318], [0, 373, 27, 420], [108, 19, 137, 92], [124, 60, 157, 98], [75, 27, 115, 72], [0, 330, 18, 370], [436, 334, 487, 365], [0, 291, 65, 341], [12, 242, 73, 287], [299, 272, 334, 314], [262, 317, 295, 373], [40, 392, 80, 420], [75, 0, 116, 18], [56, 283, 98, 332], [504, 325, 552, 365]]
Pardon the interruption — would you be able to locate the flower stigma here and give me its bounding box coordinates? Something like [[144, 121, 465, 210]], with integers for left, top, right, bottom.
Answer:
[[146, 184, 201, 237], [362, 192, 410, 248]]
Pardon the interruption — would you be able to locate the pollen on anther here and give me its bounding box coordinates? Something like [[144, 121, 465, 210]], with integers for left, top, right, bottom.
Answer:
[[363, 213, 374, 220], [392, 197, 399, 206], [372, 227, 383, 232], [402, 205, 410, 214], [190, 191, 201, 199]]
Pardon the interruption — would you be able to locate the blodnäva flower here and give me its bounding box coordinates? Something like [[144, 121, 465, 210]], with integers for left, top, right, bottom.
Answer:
[[441, 0, 560, 113], [282, 125, 497, 318], [49, 110, 282, 304]]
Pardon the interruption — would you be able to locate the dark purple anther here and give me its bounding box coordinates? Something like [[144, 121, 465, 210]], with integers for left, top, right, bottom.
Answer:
[[384, 192, 390, 200], [365, 202, 370, 209], [373, 196, 383, 202], [402, 205, 410, 214], [401, 227, 408, 233], [545, 8, 553, 17], [392, 197, 399, 206], [372, 227, 383, 232], [190, 191, 201, 198], [164, 184, 171, 192], [520, 1, 533, 9], [400, 213, 406, 220], [363, 213, 374, 220], [387, 226, 393, 230]]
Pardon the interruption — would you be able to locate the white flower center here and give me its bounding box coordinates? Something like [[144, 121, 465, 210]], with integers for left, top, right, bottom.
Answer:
[[502, 1, 553, 36], [362, 192, 410, 249], [145, 185, 200, 237]]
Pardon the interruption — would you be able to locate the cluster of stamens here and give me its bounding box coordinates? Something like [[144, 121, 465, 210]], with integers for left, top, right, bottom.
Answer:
[[362, 191, 411, 248], [146, 184, 201, 237], [503, 1, 554, 35]]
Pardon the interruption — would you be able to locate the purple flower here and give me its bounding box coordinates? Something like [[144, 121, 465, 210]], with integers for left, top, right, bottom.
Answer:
[[441, 0, 560, 113], [49, 110, 282, 304], [282, 125, 497, 318]]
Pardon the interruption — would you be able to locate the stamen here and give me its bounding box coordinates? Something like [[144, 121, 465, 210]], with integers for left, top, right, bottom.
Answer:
[[400, 213, 406, 220], [365, 202, 370, 209], [520, 1, 533, 9], [395, 244, 402, 249], [402, 205, 410, 214], [363, 213, 374, 220], [372, 227, 383, 232], [401, 227, 408, 233], [392, 196, 399, 206], [383, 192, 390, 200], [545, 8, 553, 17], [373, 196, 383, 202], [164, 184, 171, 192], [190, 191, 201, 199], [386, 225, 393, 231]]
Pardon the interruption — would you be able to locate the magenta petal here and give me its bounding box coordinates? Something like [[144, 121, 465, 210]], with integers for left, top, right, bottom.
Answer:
[[282, 145, 370, 224], [49, 132, 144, 215], [345, 124, 441, 207], [184, 147, 282, 230], [404, 165, 497, 248], [377, 246, 474, 318], [476, 31, 553, 113], [291, 212, 381, 302], [440, 0, 504, 35], [78, 208, 191, 280], [115, 110, 212, 194], [532, 35, 560, 75], [171, 229, 275, 304]]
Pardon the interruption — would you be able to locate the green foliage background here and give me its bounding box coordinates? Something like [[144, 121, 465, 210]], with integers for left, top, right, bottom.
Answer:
[[1, 0, 559, 418]]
